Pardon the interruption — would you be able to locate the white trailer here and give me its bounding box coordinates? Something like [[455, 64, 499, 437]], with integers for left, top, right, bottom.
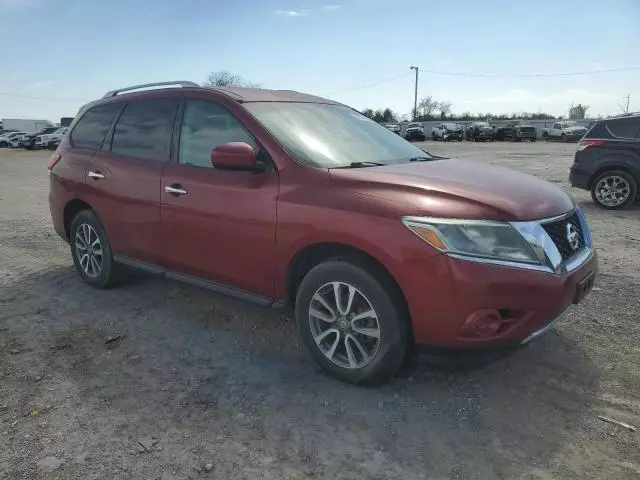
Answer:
[[1, 119, 53, 133]]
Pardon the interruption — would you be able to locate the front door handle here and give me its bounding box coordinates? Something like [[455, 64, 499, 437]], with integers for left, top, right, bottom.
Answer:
[[88, 170, 104, 179], [165, 185, 188, 196]]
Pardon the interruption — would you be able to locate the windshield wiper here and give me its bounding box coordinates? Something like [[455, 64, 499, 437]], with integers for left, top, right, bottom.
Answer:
[[409, 156, 433, 162], [333, 161, 385, 169]]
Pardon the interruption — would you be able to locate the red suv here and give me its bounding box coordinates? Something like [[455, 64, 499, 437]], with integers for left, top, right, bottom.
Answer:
[[49, 81, 597, 385]]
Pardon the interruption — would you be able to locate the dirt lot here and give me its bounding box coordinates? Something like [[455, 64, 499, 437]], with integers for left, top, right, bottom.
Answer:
[[1, 143, 639, 480]]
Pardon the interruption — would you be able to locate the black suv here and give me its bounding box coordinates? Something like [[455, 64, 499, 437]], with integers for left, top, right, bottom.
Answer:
[[570, 113, 639, 209]]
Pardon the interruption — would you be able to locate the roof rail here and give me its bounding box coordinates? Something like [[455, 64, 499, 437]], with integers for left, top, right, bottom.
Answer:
[[102, 81, 200, 98]]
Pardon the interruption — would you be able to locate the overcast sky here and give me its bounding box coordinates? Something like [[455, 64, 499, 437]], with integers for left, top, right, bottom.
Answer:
[[1, 0, 639, 122]]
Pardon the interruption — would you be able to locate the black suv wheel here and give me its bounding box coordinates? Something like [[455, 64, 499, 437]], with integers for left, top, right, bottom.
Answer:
[[591, 170, 638, 209]]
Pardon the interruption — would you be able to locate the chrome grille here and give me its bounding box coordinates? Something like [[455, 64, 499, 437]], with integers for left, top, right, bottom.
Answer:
[[542, 213, 585, 261]]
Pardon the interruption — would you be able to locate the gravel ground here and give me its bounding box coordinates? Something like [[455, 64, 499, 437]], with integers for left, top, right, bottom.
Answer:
[[0, 143, 638, 480]]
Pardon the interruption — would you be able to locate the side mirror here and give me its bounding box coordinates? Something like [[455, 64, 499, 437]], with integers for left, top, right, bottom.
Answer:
[[211, 142, 257, 170]]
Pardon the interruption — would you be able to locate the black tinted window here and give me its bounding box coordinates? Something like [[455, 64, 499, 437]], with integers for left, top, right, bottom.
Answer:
[[179, 100, 256, 168], [111, 99, 177, 160], [607, 117, 640, 139], [70, 104, 121, 150]]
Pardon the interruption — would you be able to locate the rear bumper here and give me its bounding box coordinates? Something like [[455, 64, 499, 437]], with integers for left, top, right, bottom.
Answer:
[[402, 250, 598, 348], [569, 164, 591, 190]]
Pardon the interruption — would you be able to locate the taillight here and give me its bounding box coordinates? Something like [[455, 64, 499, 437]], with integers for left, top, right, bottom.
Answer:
[[577, 139, 606, 151], [47, 153, 61, 172]]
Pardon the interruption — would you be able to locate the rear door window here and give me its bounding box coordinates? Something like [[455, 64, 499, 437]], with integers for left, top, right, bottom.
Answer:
[[70, 104, 121, 150], [111, 99, 178, 161], [606, 117, 640, 139]]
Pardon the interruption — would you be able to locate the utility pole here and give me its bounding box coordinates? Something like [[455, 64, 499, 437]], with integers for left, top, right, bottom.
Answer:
[[410, 66, 419, 120], [618, 94, 630, 114]]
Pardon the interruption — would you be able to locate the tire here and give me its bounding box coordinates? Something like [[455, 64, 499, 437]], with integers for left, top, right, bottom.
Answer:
[[590, 170, 638, 210], [295, 260, 408, 386], [561, 133, 566, 142], [432, 133, 436, 141], [531, 137, 537, 142], [0, 141, 8, 148], [69, 210, 124, 289]]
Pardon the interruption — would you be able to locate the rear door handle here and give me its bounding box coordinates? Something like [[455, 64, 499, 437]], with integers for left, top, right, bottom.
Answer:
[[88, 170, 104, 179], [165, 185, 188, 196]]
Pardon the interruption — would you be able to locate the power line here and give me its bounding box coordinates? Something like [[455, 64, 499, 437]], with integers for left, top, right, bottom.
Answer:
[[417, 65, 640, 78], [0, 92, 89, 102], [323, 72, 412, 95]]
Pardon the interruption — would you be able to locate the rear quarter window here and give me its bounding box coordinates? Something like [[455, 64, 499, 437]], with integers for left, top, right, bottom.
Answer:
[[70, 104, 122, 150], [606, 117, 640, 139]]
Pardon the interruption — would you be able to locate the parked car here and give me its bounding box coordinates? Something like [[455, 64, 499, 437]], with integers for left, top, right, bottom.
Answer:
[[570, 113, 639, 209], [20, 126, 60, 150], [431, 123, 463, 141], [47, 138, 62, 150], [494, 121, 537, 142], [34, 127, 68, 149], [0, 131, 27, 148], [49, 81, 597, 385], [384, 124, 401, 135], [542, 121, 587, 142], [404, 122, 425, 141], [465, 122, 494, 142]]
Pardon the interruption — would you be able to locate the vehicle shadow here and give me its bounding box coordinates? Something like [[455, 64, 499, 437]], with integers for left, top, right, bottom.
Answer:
[[1, 267, 601, 480]]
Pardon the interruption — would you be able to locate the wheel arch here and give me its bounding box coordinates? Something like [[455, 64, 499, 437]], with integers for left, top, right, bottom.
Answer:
[[284, 242, 413, 339], [63, 199, 93, 240], [588, 162, 640, 191]]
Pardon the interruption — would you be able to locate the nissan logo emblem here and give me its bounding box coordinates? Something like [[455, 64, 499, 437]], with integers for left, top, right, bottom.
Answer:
[[566, 223, 580, 251]]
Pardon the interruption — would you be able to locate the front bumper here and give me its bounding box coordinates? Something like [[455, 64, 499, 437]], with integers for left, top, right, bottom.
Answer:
[[405, 250, 597, 348], [405, 131, 425, 139]]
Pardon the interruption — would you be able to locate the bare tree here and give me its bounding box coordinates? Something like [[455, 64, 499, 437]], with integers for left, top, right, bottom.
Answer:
[[437, 101, 452, 119], [361, 108, 375, 119], [417, 96, 438, 118], [569, 104, 590, 119], [202, 71, 260, 88]]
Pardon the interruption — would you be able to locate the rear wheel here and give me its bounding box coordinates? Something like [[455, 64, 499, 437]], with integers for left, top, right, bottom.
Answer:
[[70, 210, 124, 288], [295, 260, 408, 386], [0, 141, 8, 148], [591, 170, 637, 209]]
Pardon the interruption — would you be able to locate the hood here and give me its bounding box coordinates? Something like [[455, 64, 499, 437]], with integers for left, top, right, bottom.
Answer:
[[329, 159, 574, 221]]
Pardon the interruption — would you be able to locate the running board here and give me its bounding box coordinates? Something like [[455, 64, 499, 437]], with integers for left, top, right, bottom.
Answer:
[[113, 255, 280, 308]]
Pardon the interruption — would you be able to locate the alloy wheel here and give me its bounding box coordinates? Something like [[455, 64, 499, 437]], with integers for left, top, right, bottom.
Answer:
[[308, 282, 381, 369], [74, 223, 103, 278], [595, 175, 631, 207]]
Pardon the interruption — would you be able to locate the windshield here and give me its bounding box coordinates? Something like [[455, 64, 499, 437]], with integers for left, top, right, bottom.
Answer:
[[444, 123, 460, 129], [475, 122, 490, 128], [245, 103, 434, 168], [564, 121, 578, 127], [407, 123, 421, 128]]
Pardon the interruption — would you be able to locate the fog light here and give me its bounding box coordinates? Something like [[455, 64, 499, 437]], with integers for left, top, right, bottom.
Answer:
[[461, 310, 502, 338]]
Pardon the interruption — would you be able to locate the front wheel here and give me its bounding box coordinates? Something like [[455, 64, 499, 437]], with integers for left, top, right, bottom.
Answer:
[[70, 210, 124, 289], [295, 260, 408, 386], [591, 170, 637, 209]]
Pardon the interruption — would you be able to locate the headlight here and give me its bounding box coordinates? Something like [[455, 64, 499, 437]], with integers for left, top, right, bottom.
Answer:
[[402, 217, 542, 264]]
